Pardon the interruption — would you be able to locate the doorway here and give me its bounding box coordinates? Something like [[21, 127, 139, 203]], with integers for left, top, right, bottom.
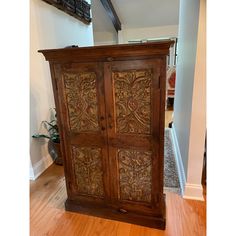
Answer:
[[165, 38, 177, 128]]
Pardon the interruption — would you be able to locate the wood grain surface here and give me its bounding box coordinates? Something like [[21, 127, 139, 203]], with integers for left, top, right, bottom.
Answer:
[[30, 164, 206, 236]]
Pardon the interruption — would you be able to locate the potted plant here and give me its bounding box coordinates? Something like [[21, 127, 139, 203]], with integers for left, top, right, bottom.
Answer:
[[32, 108, 63, 165]]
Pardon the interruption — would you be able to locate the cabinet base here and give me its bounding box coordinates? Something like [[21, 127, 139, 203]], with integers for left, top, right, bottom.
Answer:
[[65, 199, 166, 230]]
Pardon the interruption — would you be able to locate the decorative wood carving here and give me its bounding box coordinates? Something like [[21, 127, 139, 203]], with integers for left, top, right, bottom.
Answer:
[[72, 146, 104, 197], [42, 0, 91, 24], [118, 149, 152, 203], [63, 72, 100, 132], [113, 69, 152, 134]]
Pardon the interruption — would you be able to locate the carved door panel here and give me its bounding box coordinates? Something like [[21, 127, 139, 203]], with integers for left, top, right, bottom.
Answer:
[[54, 62, 110, 204], [104, 59, 163, 216]]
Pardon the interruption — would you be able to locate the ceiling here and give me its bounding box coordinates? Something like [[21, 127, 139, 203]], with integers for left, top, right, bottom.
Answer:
[[91, 0, 180, 32]]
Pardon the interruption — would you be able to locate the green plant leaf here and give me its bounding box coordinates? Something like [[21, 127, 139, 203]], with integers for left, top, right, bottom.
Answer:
[[32, 134, 51, 139], [48, 126, 58, 131], [51, 136, 60, 143], [42, 121, 58, 131], [32, 108, 60, 143]]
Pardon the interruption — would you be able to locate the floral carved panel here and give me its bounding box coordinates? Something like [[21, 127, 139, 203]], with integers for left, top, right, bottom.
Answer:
[[71, 146, 104, 197], [63, 72, 100, 132], [118, 149, 152, 203], [113, 69, 152, 134]]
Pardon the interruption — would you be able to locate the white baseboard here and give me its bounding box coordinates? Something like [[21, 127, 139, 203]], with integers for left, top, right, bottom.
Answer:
[[170, 124, 186, 196], [30, 155, 53, 180], [184, 183, 204, 201], [171, 124, 204, 201], [29, 165, 35, 180]]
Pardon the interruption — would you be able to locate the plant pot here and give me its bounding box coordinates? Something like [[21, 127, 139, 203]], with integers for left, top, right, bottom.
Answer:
[[48, 140, 63, 165]]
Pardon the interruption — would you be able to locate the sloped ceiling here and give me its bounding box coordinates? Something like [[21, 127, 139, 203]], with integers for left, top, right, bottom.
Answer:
[[92, 0, 180, 32]]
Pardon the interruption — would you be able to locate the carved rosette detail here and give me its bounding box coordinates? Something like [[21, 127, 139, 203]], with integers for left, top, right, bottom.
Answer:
[[113, 69, 152, 134], [63, 72, 99, 132], [118, 149, 152, 203], [71, 146, 104, 197]]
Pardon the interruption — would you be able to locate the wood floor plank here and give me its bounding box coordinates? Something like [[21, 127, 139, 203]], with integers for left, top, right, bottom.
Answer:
[[30, 163, 206, 236]]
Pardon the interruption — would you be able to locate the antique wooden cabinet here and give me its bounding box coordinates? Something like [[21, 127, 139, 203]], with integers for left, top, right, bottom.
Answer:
[[39, 41, 173, 229]]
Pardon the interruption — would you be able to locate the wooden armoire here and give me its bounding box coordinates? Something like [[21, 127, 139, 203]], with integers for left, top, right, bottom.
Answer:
[[39, 41, 173, 229]]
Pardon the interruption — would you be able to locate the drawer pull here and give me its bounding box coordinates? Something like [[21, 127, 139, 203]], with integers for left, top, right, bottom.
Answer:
[[119, 208, 127, 213], [107, 57, 113, 61]]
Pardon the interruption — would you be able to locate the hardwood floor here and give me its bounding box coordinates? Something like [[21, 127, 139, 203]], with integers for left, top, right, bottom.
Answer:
[[30, 164, 206, 236]]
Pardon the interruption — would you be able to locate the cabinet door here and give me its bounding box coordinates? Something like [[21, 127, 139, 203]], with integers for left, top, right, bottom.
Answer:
[[104, 59, 165, 216], [54, 62, 110, 205]]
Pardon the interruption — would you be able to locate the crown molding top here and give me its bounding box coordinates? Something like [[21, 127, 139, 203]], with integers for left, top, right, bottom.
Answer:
[[39, 40, 174, 62]]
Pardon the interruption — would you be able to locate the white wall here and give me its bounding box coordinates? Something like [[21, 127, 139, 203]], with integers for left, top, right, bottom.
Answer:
[[118, 24, 178, 44], [172, 0, 206, 200], [91, 0, 118, 45], [185, 0, 206, 198], [117, 25, 178, 67], [30, 0, 94, 180], [93, 31, 118, 45]]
